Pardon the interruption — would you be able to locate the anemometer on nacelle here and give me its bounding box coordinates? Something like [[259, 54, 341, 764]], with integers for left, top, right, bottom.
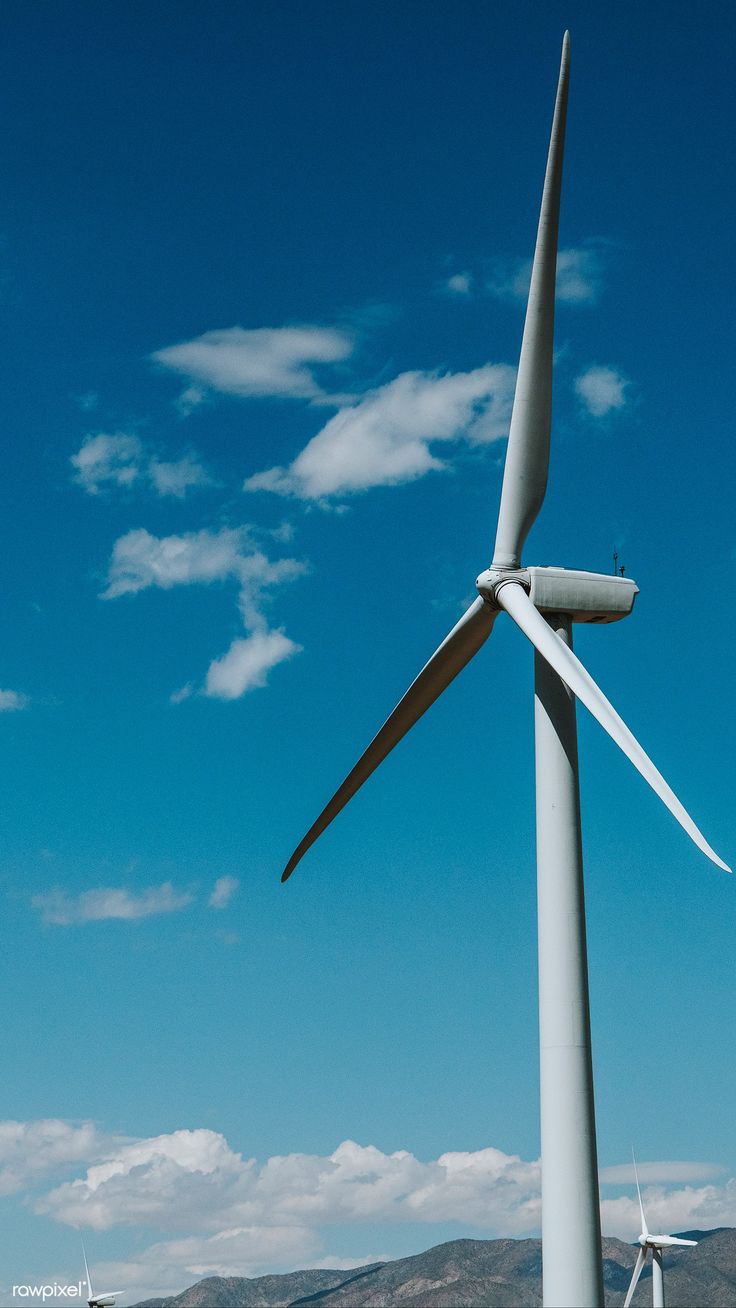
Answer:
[[475, 566, 638, 625]]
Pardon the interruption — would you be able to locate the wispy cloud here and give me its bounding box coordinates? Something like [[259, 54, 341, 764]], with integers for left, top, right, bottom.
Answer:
[[208, 875, 240, 909], [71, 433, 211, 498], [488, 245, 603, 304], [71, 433, 142, 493], [148, 454, 212, 497], [442, 272, 472, 296], [574, 365, 629, 417], [0, 689, 29, 711], [245, 365, 516, 500], [102, 527, 305, 699], [601, 1160, 725, 1185], [152, 325, 354, 406], [32, 882, 194, 925]]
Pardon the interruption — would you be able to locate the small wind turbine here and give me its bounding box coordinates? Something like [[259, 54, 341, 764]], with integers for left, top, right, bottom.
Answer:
[[82, 1243, 121, 1308], [624, 1157, 697, 1307], [280, 31, 729, 1308]]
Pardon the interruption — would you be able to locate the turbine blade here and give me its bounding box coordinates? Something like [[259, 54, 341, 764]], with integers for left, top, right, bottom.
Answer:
[[492, 31, 570, 569], [632, 1151, 649, 1240], [282, 598, 496, 881], [624, 1247, 647, 1308], [496, 582, 730, 871], [653, 1235, 698, 1248], [82, 1241, 93, 1302]]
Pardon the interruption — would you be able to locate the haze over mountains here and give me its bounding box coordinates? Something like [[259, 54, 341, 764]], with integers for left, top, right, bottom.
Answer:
[[134, 1228, 736, 1306]]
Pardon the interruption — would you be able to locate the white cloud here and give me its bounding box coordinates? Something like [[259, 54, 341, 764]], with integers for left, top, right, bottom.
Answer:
[[71, 433, 143, 494], [0, 689, 29, 711], [102, 527, 247, 599], [71, 433, 211, 498], [574, 365, 629, 417], [0, 1120, 123, 1197], [147, 455, 212, 497], [37, 1134, 540, 1237], [34, 1127, 736, 1246], [102, 527, 303, 603], [31, 882, 194, 926], [443, 272, 472, 295], [152, 325, 353, 404], [245, 365, 516, 500], [489, 246, 602, 304], [102, 527, 305, 700], [205, 630, 301, 700], [208, 876, 240, 909], [601, 1178, 736, 1240], [37, 1129, 245, 1231], [170, 682, 194, 705]]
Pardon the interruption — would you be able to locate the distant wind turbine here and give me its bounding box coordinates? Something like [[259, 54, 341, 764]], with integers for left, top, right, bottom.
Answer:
[[82, 1243, 121, 1308], [281, 31, 729, 1308], [624, 1156, 697, 1307]]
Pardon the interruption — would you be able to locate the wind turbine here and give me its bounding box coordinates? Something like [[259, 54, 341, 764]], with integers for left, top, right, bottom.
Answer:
[[280, 31, 729, 1308], [624, 1157, 697, 1307], [82, 1243, 121, 1308]]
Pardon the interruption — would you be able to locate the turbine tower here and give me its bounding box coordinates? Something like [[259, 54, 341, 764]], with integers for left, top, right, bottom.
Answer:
[[281, 33, 729, 1308], [624, 1157, 697, 1307]]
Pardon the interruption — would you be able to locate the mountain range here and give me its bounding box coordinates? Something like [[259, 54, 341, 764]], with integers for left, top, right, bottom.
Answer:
[[134, 1227, 736, 1306]]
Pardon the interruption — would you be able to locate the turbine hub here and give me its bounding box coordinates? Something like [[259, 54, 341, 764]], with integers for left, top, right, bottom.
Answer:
[[475, 567, 529, 607]]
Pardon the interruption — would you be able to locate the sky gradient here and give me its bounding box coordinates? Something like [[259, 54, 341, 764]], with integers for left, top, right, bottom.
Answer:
[[1, 0, 734, 1301]]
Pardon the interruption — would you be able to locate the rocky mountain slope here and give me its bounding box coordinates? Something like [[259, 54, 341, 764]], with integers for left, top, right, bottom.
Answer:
[[134, 1227, 736, 1307]]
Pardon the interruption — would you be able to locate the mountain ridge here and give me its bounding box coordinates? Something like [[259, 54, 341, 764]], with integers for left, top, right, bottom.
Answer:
[[133, 1227, 736, 1307]]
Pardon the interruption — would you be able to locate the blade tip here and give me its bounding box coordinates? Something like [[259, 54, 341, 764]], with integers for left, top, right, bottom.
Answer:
[[281, 850, 301, 883]]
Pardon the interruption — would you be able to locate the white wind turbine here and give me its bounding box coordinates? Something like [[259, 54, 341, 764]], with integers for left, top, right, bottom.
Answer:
[[82, 1243, 121, 1308], [281, 31, 729, 1308], [624, 1157, 697, 1307]]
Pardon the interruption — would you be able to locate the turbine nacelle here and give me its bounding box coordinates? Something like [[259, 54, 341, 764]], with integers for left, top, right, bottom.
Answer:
[[639, 1232, 697, 1250], [476, 565, 639, 624]]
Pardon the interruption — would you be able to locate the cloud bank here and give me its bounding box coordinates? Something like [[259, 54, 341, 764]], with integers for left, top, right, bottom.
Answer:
[[2, 1119, 729, 1302]]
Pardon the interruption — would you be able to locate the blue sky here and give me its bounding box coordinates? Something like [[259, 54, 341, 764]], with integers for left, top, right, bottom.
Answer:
[[1, 0, 734, 1300]]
